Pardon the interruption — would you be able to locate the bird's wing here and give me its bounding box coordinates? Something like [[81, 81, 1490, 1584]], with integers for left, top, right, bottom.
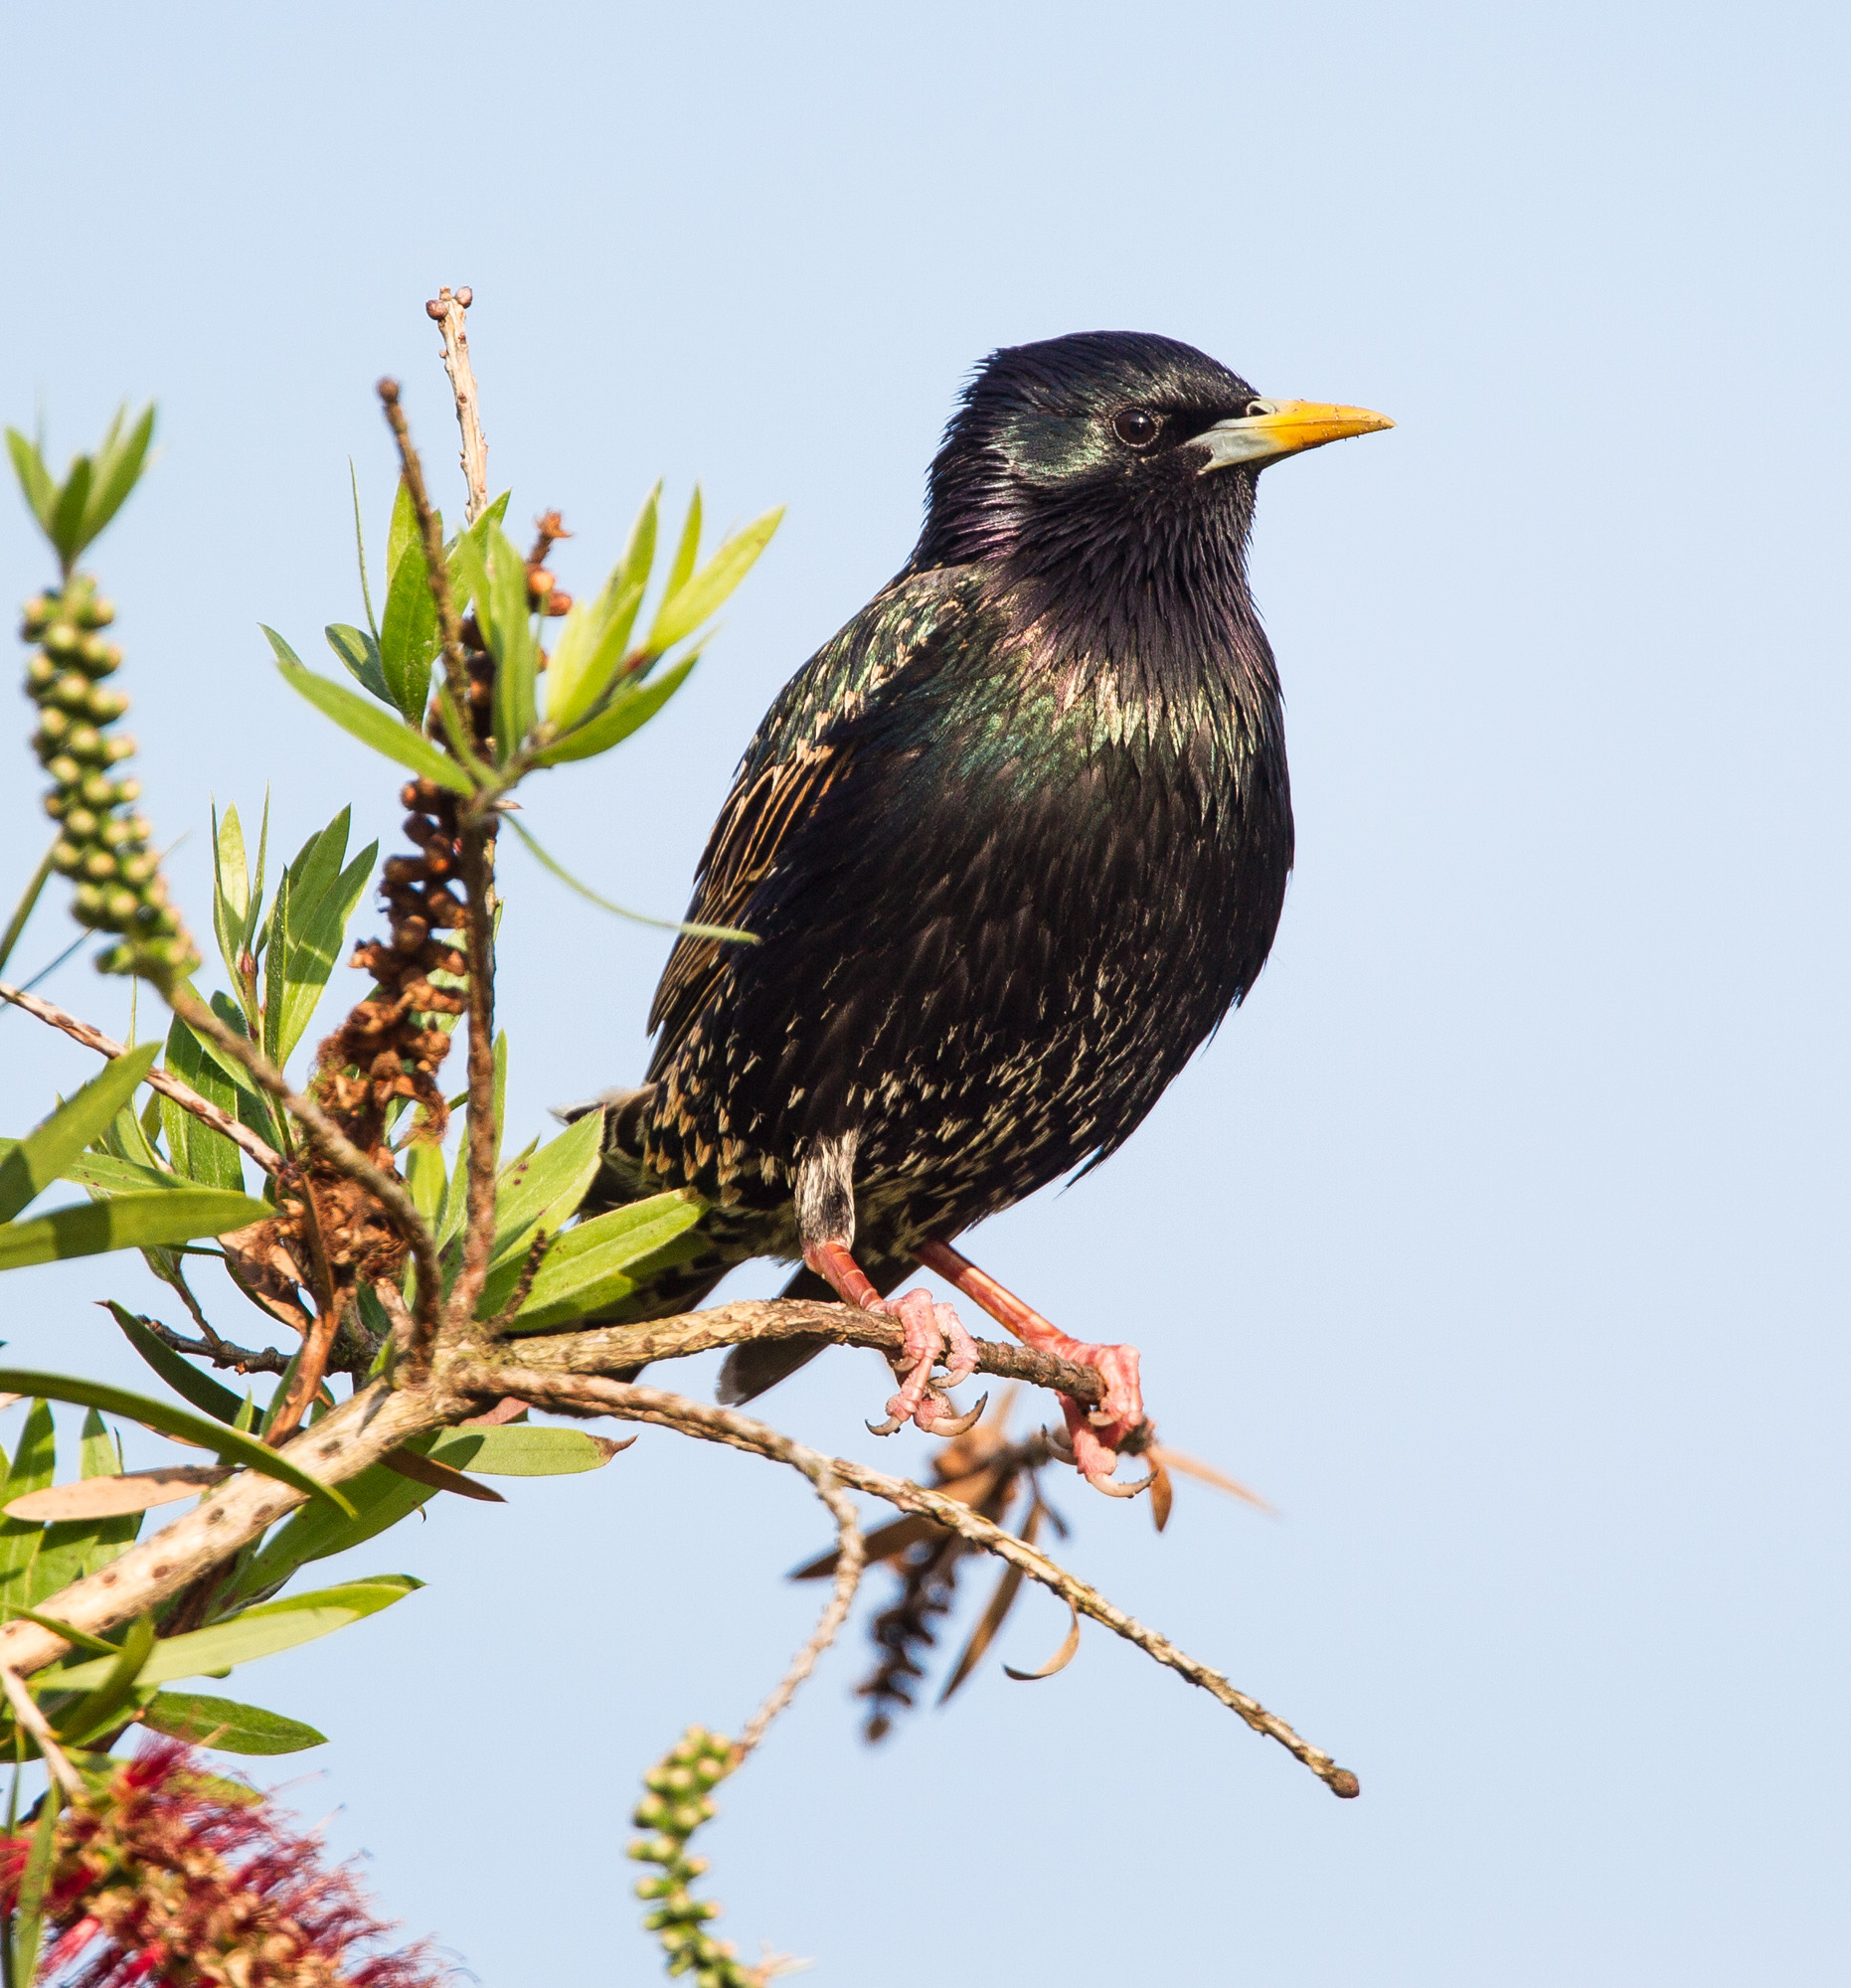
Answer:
[[646, 568, 980, 1075]]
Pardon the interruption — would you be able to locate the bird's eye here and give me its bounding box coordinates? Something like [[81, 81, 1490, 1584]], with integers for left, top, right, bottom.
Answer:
[[1111, 408, 1160, 448]]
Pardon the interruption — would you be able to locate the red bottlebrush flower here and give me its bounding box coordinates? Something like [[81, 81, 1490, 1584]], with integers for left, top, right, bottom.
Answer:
[[0, 1739, 444, 1988]]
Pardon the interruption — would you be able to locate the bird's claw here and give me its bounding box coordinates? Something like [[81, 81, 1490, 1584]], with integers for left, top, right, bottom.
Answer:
[[868, 1286, 982, 1437]]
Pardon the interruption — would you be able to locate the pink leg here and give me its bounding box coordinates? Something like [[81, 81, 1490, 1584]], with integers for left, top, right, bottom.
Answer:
[[804, 1239, 982, 1437], [916, 1239, 1150, 1496]]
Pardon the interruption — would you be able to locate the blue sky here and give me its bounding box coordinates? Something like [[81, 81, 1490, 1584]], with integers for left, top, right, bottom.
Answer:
[[0, 2, 1844, 1981]]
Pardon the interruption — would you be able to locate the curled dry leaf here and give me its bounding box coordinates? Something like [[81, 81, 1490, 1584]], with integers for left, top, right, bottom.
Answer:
[[5, 1466, 232, 1522], [1002, 1601, 1082, 1683]]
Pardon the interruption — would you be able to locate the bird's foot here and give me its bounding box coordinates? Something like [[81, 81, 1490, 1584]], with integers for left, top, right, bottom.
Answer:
[[803, 1239, 983, 1438], [916, 1239, 1152, 1496], [866, 1285, 983, 1437]]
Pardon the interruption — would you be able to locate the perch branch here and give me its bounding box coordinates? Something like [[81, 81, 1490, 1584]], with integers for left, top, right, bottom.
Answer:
[[425, 286, 489, 524], [469, 1366, 1358, 1799], [0, 981, 283, 1176], [130, 1313, 289, 1378]]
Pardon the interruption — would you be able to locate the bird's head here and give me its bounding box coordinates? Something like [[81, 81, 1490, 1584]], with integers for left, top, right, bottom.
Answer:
[[911, 331, 1392, 587]]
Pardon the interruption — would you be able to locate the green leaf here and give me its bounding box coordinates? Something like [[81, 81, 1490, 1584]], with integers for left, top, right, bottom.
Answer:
[[161, 1013, 243, 1192], [483, 1109, 604, 1268], [664, 484, 702, 602], [276, 842, 376, 1068], [48, 454, 92, 567], [30, 1409, 139, 1598], [477, 523, 538, 761], [349, 461, 378, 638], [0, 1370, 354, 1517], [0, 1401, 55, 1612], [55, 1150, 179, 1197], [646, 505, 782, 653], [141, 1690, 327, 1754], [0, 1043, 159, 1223], [406, 1140, 446, 1227], [226, 1463, 434, 1604], [532, 651, 700, 766], [325, 623, 392, 705], [0, 840, 57, 983], [210, 801, 252, 996], [268, 641, 472, 794], [46, 1576, 421, 1691], [427, 1424, 626, 1477], [78, 403, 155, 555], [105, 1303, 243, 1424], [52, 1610, 154, 1745], [0, 1191, 270, 1271], [260, 869, 290, 1066], [502, 811, 754, 941], [5, 427, 56, 533], [379, 479, 440, 723], [544, 579, 644, 735], [9, 1779, 60, 1988], [506, 1192, 706, 1332]]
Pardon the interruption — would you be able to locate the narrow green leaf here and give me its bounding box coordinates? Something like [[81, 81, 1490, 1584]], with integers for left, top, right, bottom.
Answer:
[[506, 1192, 706, 1331], [47, 1577, 421, 1691], [243, 790, 270, 961], [105, 1303, 243, 1424], [480, 523, 538, 760], [532, 651, 700, 766], [0, 1370, 353, 1517], [4, 428, 56, 533], [161, 1013, 242, 1192], [663, 485, 702, 602], [0, 840, 58, 982], [260, 870, 289, 1066], [324, 624, 392, 705], [646, 505, 782, 653], [210, 801, 249, 993], [502, 811, 755, 940], [10, 1780, 60, 1988], [483, 1110, 604, 1266], [0, 1402, 55, 1611], [269, 647, 472, 794], [29, 1409, 139, 1597], [0, 1194, 268, 1270], [227, 1462, 433, 1604], [0, 1043, 159, 1223], [427, 1424, 627, 1477], [349, 461, 377, 638], [141, 1691, 327, 1754], [282, 806, 352, 927], [78, 403, 155, 554], [58, 1149, 179, 1197], [379, 478, 440, 722], [48, 455, 92, 566], [52, 1610, 154, 1745], [544, 579, 645, 734], [276, 841, 376, 1067]]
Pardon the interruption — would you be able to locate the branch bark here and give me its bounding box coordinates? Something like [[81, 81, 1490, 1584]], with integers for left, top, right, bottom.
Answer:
[[471, 1365, 1358, 1799], [425, 286, 488, 524]]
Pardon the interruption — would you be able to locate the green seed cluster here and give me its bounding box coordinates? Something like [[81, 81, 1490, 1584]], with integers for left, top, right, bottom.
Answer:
[[628, 1727, 756, 1985], [21, 576, 197, 987]]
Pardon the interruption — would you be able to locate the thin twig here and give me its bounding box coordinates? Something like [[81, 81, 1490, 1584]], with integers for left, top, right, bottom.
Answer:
[[737, 1460, 864, 1762], [0, 981, 283, 1176], [472, 1367, 1359, 1799], [425, 287, 488, 524], [131, 1313, 288, 1377], [0, 1666, 85, 1798]]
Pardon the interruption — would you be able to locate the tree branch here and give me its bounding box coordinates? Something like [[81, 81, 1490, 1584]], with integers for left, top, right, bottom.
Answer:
[[0, 980, 283, 1176], [470, 1366, 1359, 1799], [424, 286, 488, 525]]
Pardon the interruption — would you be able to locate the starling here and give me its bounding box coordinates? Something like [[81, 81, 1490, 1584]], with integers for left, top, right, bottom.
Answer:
[[579, 332, 1391, 1491]]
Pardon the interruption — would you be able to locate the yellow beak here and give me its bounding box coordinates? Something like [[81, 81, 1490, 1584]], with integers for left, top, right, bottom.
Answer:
[[1194, 399, 1395, 472]]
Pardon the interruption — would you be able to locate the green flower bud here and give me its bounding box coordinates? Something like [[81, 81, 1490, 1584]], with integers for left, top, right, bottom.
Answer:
[[633, 1797, 669, 1829], [104, 889, 139, 927], [84, 686, 128, 722], [79, 773, 115, 806], [36, 708, 71, 743], [42, 622, 82, 657], [50, 841, 84, 876], [103, 735, 135, 763], [98, 816, 139, 848], [43, 791, 69, 820], [21, 595, 53, 636], [663, 1766, 695, 1793], [64, 807, 98, 840], [99, 942, 134, 973], [119, 854, 157, 883], [82, 597, 114, 628], [79, 633, 120, 673], [65, 725, 105, 761], [83, 852, 117, 881], [73, 884, 107, 923], [111, 774, 140, 802], [46, 754, 83, 787], [50, 671, 92, 710], [25, 654, 56, 691]]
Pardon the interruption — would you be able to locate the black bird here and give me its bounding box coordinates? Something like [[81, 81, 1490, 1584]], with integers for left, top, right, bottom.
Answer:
[[583, 332, 1390, 1491]]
